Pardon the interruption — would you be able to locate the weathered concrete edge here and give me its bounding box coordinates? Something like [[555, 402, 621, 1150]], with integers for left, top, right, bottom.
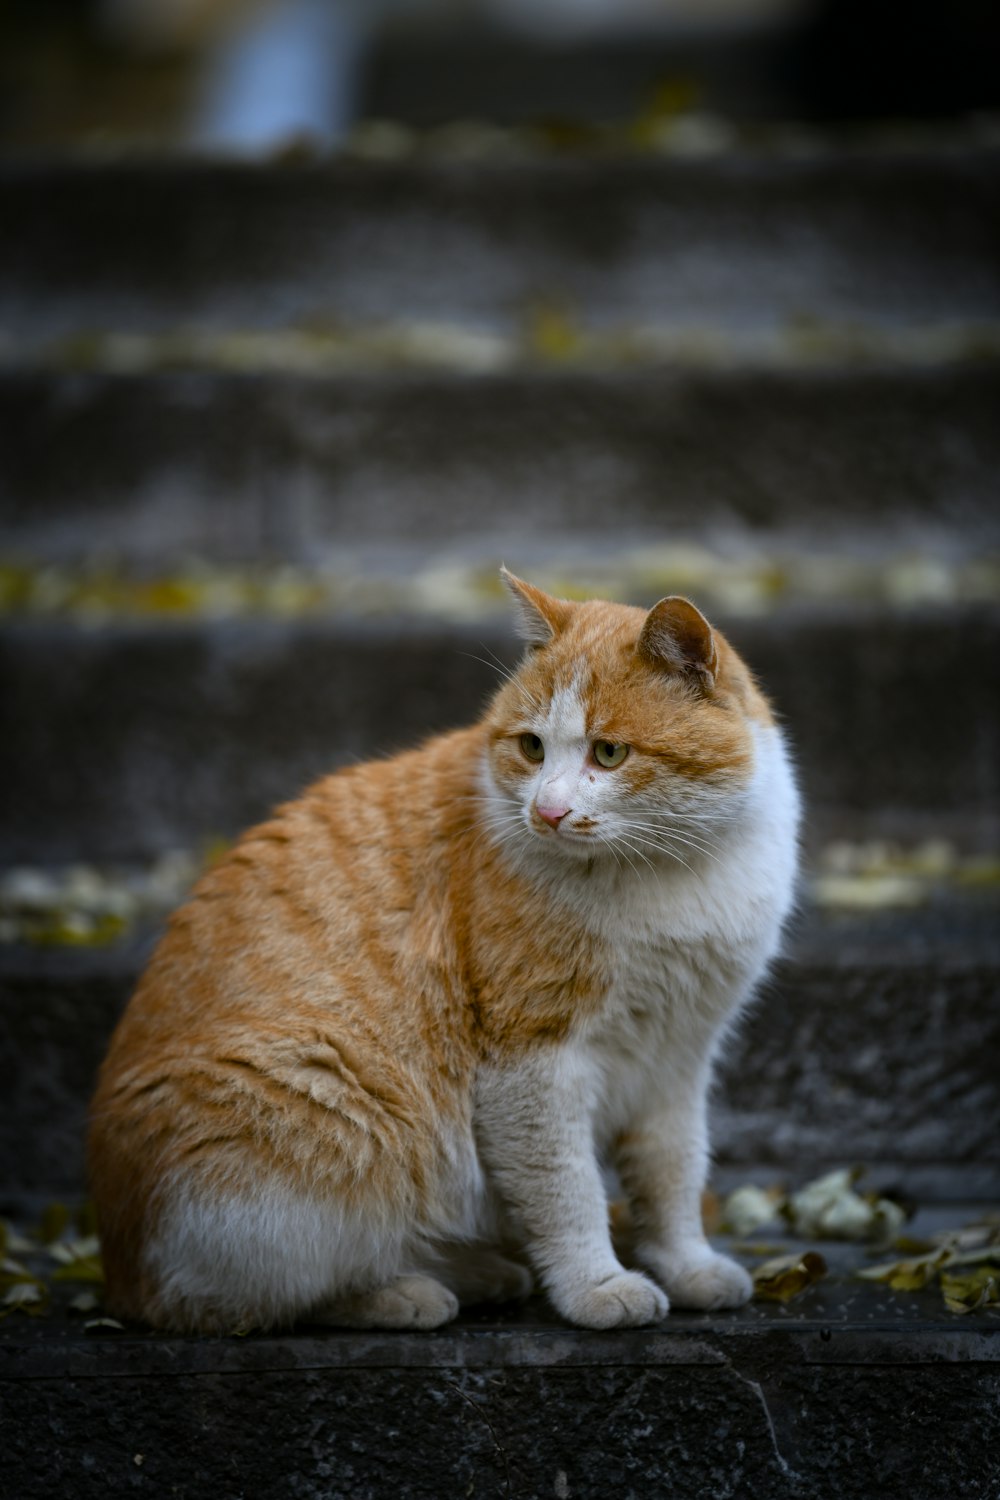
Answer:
[[3, 1323, 998, 1383]]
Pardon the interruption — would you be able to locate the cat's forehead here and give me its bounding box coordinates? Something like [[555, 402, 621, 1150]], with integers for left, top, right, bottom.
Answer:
[[543, 677, 589, 740], [523, 600, 649, 699]]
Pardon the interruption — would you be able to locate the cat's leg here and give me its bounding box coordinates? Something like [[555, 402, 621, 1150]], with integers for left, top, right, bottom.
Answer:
[[615, 1069, 751, 1311], [475, 1052, 669, 1330], [315, 1275, 459, 1330]]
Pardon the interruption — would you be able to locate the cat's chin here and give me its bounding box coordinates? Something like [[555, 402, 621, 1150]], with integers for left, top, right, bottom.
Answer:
[[531, 828, 603, 862]]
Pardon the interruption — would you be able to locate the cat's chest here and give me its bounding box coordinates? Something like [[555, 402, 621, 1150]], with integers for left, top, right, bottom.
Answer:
[[575, 865, 782, 1132]]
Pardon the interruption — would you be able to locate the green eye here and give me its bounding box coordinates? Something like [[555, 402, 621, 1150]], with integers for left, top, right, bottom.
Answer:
[[519, 733, 545, 763], [594, 741, 629, 768]]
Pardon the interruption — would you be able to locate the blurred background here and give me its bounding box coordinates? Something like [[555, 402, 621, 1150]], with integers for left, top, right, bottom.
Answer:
[[2, 0, 1000, 148], [0, 0, 998, 1201]]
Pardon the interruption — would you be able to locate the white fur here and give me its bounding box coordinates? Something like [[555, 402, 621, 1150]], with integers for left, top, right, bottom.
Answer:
[[146, 1183, 406, 1328], [475, 682, 799, 1323], [147, 1104, 490, 1328]]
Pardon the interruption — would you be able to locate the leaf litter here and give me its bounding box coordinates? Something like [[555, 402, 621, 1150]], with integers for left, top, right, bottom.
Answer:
[[718, 1170, 1000, 1312], [0, 1202, 105, 1320]]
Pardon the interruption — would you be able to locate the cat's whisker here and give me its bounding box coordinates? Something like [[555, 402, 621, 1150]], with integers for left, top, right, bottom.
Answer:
[[627, 832, 719, 871], [614, 819, 725, 863], [596, 834, 624, 875], [617, 810, 729, 847], [468, 808, 531, 855], [613, 828, 700, 877], [459, 648, 544, 716], [609, 833, 659, 876]]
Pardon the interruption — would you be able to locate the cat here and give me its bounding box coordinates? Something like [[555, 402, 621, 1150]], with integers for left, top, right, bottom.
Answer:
[[88, 570, 799, 1333]]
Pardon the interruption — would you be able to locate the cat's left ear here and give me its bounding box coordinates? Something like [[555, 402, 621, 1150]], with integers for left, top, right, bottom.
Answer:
[[638, 596, 719, 690], [500, 567, 573, 647]]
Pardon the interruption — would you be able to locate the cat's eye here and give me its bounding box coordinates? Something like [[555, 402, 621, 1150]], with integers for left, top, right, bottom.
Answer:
[[519, 733, 545, 763], [593, 740, 629, 768]]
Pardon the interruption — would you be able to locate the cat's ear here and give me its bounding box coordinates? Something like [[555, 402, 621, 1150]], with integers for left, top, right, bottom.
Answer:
[[500, 567, 572, 647], [638, 596, 719, 689]]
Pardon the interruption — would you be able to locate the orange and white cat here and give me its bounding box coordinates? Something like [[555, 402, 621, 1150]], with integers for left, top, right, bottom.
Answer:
[[89, 572, 799, 1332]]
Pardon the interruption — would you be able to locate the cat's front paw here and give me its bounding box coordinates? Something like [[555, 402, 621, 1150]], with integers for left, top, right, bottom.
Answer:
[[558, 1271, 669, 1330], [643, 1247, 752, 1311]]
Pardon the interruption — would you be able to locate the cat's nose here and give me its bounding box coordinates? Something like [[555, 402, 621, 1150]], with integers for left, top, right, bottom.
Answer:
[[535, 803, 570, 829]]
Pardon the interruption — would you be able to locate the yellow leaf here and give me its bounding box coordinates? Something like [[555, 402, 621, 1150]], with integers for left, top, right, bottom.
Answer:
[[753, 1251, 827, 1303], [856, 1250, 949, 1291], [940, 1267, 1000, 1314], [51, 1254, 104, 1284], [527, 306, 581, 362]]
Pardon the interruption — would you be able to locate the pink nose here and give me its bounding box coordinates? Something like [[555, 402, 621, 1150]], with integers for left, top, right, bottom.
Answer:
[[536, 803, 570, 829]]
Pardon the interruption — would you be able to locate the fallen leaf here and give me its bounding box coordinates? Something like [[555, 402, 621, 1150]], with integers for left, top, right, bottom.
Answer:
[[68, 1291, 100, 1314], [856, 1250, 950, 1292], [753, 1251, 827, 1302], [84, 1317, 125, 1333], [0, 1281, 49, 1317], [51, 1254, 104, 1284], [48, 1234, 101, 1265], [783, 1168, 907, 1243], [941, 1267, 1000, 1314], [722, 1185, 784, 1238], [892, 1235, 938, 1256]]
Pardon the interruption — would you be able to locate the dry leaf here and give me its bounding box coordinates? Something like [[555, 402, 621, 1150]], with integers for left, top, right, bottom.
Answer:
[[722, 1185, 784, 1238], [783, 1168, 907, 1243], [48, 1235, 101, 1265], [0, 1281, 48, 1317], [2, 1281, 44, 1307], [753, 1251, 827, 1303], [856, 1250, 949, 1292], [940, 1267, 1000, 1314], [68, 1291, 100, 1314], [51, 1254, 104, 1284]]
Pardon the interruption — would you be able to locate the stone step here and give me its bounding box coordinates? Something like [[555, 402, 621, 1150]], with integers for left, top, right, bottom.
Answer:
[[1, 145, 998, 350], [4, 1223, 999, 1500], [1, 900, 998, 1198], [0, 608, 997, 865], [2, 1216, 998, 1500], [2, 365, 999, 570]]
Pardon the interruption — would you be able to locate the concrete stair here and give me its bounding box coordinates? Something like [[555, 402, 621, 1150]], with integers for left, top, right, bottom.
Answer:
[[1, 122, 998, 1498]]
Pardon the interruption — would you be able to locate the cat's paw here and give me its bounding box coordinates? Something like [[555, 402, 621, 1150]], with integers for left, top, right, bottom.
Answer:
[[558, 1271, 669, 1330], [318, 1274, 460, 1330], [644, 1248, 752, 1311], [448, 1250, 534, 1306]]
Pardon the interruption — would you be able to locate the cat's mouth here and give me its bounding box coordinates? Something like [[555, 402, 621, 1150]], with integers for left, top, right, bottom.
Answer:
[[528, 807, 598, 841]]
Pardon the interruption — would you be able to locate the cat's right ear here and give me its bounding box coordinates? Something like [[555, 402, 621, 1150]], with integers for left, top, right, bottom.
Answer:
[[638, 595, 719, 690], [500, 568, 573, 648]]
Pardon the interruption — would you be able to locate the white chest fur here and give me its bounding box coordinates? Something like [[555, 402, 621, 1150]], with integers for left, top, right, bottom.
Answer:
[[568, 724, 799, 1145]]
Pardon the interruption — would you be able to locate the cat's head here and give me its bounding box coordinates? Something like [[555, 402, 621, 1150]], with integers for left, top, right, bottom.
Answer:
[[482, 570, 775, 866]]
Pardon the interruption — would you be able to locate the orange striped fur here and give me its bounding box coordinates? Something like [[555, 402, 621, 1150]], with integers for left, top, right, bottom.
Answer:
[[89, 574, 799, 1332]]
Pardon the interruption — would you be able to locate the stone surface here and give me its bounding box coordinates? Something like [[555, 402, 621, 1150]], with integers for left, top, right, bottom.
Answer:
[[1, 1263, 998, 1500], [3, 366, 999, 568], [1, 150, 999, 345]]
